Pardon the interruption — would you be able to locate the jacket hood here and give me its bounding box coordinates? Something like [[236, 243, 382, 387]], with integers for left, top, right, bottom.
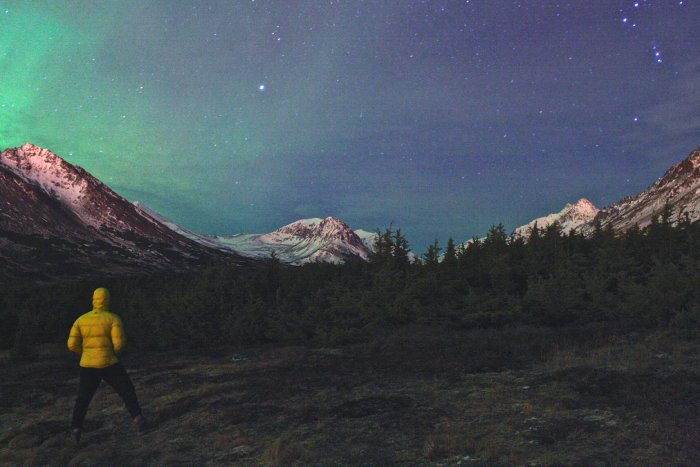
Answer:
[[92, 287, 110, 311]]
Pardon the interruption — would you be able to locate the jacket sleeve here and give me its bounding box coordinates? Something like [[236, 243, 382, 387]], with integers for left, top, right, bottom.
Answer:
[[111, 315, 125, 353], [67, 321, 82, 354]]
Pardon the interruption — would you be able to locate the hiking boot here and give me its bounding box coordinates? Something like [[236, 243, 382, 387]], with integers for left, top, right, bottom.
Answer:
[[133, 415, 146, 432], [71, 428, 81, 445]]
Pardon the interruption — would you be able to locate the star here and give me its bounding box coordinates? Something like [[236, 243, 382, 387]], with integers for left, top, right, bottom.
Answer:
[[258, 84, 266, 91]]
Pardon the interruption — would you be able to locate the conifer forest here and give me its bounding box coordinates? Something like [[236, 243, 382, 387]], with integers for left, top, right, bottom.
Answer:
[[5, 210, 700, 353]]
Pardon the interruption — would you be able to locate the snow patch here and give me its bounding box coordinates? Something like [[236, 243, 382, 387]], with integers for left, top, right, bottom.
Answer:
[[144, 210, 373, 265], [513, 198, 599, 238], [0, 143, 93, 223]]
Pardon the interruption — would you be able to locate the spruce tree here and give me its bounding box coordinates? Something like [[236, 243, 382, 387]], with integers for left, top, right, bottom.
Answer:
[[369, 227, 394, 266], [393, 228, 411, 268], [422, 239, 441, 267], [442, 237, 457, 267]]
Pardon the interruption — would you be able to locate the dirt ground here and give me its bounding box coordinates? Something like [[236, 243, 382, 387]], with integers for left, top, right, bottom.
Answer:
[[1, 324, 699, 465]]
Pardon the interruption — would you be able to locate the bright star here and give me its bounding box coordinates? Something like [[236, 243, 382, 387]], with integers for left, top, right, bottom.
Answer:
[[258, 84, 266, 91]]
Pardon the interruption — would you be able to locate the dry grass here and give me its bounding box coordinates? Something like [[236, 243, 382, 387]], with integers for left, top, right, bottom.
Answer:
[[1, 324, 699, 465], [258, 436, 311, 465]]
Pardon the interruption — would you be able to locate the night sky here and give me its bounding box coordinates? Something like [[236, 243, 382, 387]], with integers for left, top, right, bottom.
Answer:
[[1, 1, 699, 252]]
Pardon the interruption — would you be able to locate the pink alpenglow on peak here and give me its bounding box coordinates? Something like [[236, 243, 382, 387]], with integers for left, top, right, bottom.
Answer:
[[128, 206, 377, 265], [504, 146, 700, 242], [513, 198, 600, 239], [0, 143, 231, 280], [226, 217, 372, 265], [590, 146, 700, 232], [0, 143, 149, 232], [0, 143, 91, 213], [141, 209, 376, 265]]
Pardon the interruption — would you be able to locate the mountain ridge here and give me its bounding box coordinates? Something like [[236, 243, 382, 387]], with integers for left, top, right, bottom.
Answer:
[[3, 142, 700, 277], [503, 146, 700, 243], [586, 147, 700, 234], [206, 216, 373, 265], [0, 143, 242, 281], [513, 198, 600, 239]]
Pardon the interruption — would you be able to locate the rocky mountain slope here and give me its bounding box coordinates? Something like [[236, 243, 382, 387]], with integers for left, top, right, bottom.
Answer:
[[134, 202, 376, 265], [513, 198, 600, 239], [509, 146, 700, 241], [0, 143, 240, 281], [589, 147, 700, 233], [134, 203, 377, 265], [211, 217, 373, 265], [6, 142, 699, 275]]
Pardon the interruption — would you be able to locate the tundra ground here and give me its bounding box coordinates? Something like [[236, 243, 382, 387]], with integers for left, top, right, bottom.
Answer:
[[1, 324, 699, 465]]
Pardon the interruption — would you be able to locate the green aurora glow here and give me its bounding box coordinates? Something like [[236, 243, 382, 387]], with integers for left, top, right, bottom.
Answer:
[[2, 1, 699, 250], [1, 1, 329, 233]]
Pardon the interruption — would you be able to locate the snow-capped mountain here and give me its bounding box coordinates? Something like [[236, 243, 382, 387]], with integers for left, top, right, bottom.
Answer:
[[134, 204, 375, 265], [587, 147, 700, 233], [513, 198, 600, 239], [134, 201, 377, 265], [505, 146, 700, 241], [210, 217, 373, 265], [9, 140, 698, 279], [0, 143, 239, 281], [450, 200, 599, 254]]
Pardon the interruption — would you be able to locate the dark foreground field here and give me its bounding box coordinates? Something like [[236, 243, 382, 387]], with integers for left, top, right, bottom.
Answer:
[[1, 325, 699, 466]]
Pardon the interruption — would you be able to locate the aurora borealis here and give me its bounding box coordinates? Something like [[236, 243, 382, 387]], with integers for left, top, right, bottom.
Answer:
[[2, 1, 699, 251]]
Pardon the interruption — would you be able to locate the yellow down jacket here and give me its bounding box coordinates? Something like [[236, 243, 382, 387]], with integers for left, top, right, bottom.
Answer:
[[67, 288, 125, 368]]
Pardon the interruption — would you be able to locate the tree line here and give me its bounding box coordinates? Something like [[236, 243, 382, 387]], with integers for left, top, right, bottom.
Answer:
[[3, 208, 700, 355]]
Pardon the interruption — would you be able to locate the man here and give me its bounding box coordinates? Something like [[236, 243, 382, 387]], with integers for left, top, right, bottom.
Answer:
[[67, 287, 145, 443]]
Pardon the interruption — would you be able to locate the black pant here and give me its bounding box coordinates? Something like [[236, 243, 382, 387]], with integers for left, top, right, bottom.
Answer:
[[71, 363, 142, 429]]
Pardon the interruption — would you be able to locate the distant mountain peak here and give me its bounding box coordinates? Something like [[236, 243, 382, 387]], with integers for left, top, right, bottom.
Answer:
[[266, 216, 362, 244], [16, 142, 55, 160], [566, 198, 599, 220], [273, 218, 323, 238], [513, 198, 599, 238], [0, 144, 235, 280], [7, 143, 76, 176], [509, 146, 700, 241], [203, 216, 371, 265], [589, 146, 700, 232], [571, 197, 596, 209], [0, 143, 93, 213], [657, 147, 700, 185], [320, 216, 346, 227], [318, 217, 361, 242]]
